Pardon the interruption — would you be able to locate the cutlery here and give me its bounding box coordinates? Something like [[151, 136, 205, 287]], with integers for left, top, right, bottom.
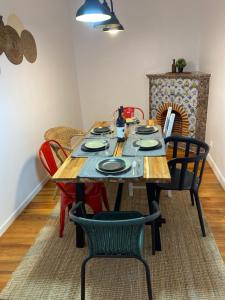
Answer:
[[132, 160, 137, 175]]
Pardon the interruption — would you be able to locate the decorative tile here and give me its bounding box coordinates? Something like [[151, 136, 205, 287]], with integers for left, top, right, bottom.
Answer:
[[147, 73, 211, 142], [150, 78, 199, 137]]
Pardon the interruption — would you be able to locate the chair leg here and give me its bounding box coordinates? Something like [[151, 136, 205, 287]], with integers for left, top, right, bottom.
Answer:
[[193, 190, 206, 237], [128, 183, 134, 197], [59, 203, 66, 238], [53, 186, 59, 200], [155, 187, 161, 204], [138, 258, 153, 300], [151, 223, 156, 255], [114, 183, 124, 211], [68, 203, 72, 215], [155, 223, 162, 251], [101, 187, 110, 211], [81, 257, 91, 300], [190, 190, 195, 206]]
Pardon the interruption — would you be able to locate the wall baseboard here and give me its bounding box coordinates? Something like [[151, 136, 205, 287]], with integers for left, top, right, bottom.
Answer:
[[207, 154, 225, 191], [0, 176, 49, 237]]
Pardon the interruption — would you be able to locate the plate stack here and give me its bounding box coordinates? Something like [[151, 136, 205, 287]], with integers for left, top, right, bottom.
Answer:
[[91, 126, 111, 135], [96, 158, 131, 174], [134, 139, 162, 151], [136, 126, 158, 135], [81, 140, 109, 152]]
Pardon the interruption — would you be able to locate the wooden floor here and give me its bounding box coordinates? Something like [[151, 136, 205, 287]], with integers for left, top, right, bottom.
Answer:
[[0, 162, 225, 291]]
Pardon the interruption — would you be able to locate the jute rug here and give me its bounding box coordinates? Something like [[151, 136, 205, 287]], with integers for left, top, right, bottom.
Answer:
[[1, 184, 225, 300]]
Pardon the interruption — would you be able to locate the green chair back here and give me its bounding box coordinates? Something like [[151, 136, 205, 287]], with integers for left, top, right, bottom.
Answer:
[[69, 201, 160, 257]]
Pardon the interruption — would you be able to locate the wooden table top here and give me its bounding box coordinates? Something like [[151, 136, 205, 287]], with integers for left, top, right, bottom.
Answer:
[[52, 120, 171, 183]]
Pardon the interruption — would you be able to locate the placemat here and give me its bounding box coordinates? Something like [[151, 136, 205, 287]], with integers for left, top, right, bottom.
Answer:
[[78, 157, 144, 179], [122, 137, 166, 157], [71, 138, 117, 157]]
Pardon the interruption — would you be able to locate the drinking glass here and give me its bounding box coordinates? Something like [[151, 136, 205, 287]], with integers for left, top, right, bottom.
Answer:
[[109, 124, 114, 139], [101, 133, 110, 156], [136, 157, 142, 175], [134, 143, 139, 157], [130, 123, 136, 136], [111, 116, 116, 139]]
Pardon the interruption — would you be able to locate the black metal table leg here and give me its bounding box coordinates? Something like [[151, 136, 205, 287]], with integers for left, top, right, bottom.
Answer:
[[114, 183, 124, 211], [76, 183, 85, 248], [154, 224, 161, 251], [146, 183, 162, 251]]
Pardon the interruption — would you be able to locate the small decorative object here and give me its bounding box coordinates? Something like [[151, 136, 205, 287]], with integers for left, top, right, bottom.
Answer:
[[176, 58, 187, 73], [172, 59, 176, 73]]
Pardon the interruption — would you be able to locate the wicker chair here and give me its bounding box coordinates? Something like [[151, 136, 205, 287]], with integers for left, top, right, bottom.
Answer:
[[44, 126, 85, 198], [44, 126, 85, 157], [69, 201, 160, 300]]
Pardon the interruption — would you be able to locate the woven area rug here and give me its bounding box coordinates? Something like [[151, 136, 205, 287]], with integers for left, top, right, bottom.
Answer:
[[1, 184, 225, 300]]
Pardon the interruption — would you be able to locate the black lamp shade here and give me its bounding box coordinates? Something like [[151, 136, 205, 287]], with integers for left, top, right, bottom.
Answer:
[[94, 11, 121, 29], [76, 0, 111, 23], [103, 24, 124, 33]]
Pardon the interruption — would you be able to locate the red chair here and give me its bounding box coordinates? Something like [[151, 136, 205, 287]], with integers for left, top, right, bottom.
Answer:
[[113, 106, 145, 119], [39, 140, 110, 237]]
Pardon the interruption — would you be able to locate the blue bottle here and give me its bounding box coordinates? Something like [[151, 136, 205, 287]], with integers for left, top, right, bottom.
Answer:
[[116, 107, 125, 142]]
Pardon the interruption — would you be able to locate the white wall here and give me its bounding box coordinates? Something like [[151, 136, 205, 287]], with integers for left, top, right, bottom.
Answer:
[[71, 0, 201, 129], [199, 0, 225, 189], [0, 0, 82, 234]]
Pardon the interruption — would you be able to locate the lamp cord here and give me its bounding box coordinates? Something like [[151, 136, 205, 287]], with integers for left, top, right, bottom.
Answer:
[[110, 0, 114, 12], [103, 0, 114, 13]]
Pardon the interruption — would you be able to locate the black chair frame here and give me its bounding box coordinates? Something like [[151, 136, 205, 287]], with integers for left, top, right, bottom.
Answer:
[[156, 136, 209, 237]]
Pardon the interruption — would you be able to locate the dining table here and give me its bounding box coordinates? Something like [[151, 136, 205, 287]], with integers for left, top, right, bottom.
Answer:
[[52, 119, 171, 252]]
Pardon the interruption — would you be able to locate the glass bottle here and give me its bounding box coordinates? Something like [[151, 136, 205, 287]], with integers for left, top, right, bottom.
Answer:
[[172, 59, 176, 73], [116, 107, 125, 142]]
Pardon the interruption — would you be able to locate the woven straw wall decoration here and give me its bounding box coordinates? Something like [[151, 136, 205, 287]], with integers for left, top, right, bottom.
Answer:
[[4, 25, 23, 65], [0, 15, 37, 65], [21, 30, 37, 63]]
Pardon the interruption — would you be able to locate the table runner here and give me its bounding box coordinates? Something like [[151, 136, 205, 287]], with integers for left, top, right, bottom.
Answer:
[[78, 157, 144, 179]]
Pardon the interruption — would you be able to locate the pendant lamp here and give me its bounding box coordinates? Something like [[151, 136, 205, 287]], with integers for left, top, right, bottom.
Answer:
[[76, 0, 111, 23], [94, 0, 124, 32]]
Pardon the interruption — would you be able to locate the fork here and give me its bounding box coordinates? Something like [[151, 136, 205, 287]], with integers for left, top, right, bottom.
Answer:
[[132, 160, 137, 176]]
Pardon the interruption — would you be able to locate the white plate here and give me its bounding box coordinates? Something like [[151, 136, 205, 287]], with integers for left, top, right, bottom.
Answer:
[[84, 140, 107, 150], [136, 139, 159, 148]]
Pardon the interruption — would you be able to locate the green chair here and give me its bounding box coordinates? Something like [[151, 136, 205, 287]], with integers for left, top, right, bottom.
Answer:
[[69, 201, 160, 300]]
